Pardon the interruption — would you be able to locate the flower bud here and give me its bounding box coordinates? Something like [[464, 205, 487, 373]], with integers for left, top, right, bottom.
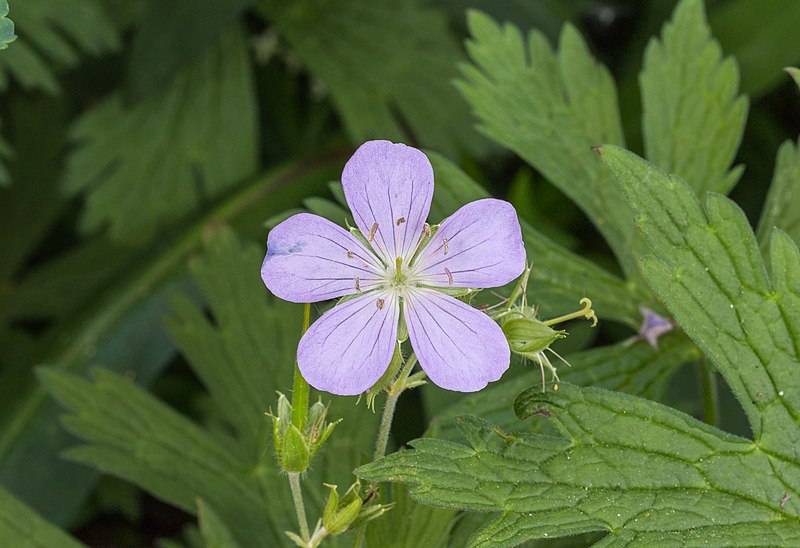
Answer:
[[322, 483, 363, 535], [281, 424, 310, 473], [502, 316, 565, 358]]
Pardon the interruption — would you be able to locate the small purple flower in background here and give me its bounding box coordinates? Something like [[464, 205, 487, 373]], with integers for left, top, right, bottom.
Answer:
[[261, 140, 526, 395], [638, 306, 675, 349]]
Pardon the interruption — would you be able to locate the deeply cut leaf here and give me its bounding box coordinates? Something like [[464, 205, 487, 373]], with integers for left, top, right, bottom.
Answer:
[[64, 26, 258, 244], [599, 145, 800, 459], [260, 0, 482, 157], [641, 0, 747, 196], [0, 0, 118, 94], [358, 383, 800, 547], [457, 12, 646, 279]]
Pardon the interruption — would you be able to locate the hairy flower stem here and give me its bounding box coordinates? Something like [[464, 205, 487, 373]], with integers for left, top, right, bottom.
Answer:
[[288, 472, 310, 541], [374, 354, 418, 461], [291, 303, 312, 430], [699, 360, 720, 427]]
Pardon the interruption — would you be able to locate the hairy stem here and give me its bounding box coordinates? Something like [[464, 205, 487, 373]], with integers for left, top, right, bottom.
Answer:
[[373, 354, 417, 461], [288, 472, 310, 541], [291, 304, 312, 430]]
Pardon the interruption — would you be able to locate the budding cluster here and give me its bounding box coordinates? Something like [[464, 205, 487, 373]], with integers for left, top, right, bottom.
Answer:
[[269, 394, 339, 474]]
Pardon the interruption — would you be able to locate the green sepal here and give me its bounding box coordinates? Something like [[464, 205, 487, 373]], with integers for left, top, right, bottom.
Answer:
[[281, 424, 310, 473]]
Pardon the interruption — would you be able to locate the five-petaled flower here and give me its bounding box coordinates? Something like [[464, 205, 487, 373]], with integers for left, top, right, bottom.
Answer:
[[261, 140, 526, 395]]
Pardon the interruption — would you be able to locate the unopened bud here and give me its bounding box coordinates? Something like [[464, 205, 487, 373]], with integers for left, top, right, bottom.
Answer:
[[322, 483, 363, 535], [281, 424, 310, 473], [502, 316, 565, 357]]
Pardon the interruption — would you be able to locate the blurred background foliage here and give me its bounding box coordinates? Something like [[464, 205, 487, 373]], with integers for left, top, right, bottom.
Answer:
[[0, 0, 799, 545]]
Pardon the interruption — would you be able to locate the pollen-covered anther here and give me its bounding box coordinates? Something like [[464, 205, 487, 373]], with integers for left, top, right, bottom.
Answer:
[[422, 223, 431, 237], [346, 250, 353, 259], [396, 217, 406, 226], [443, 237, 449, 255], [444, 267, 453, 287], [376, 298, 385, 310], [354, 277, 361, 292], [368, 222, 379, 242]]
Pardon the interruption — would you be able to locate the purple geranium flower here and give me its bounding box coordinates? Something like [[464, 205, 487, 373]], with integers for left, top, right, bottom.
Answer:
[[261, 140, 526, 395]]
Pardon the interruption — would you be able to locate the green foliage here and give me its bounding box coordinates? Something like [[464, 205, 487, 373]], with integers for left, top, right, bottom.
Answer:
[[457, 12, 641, 278], [0, 0, 15, 49], [259, 0, 482, 157], [0, 0, 118, 93], [600, 146, 800, 456], [640, 0, 747, 196], [42, 229, 380, 545], [63, 27, 258, 244], [0, 486, 82, 548], [359, 384, 800, 546]]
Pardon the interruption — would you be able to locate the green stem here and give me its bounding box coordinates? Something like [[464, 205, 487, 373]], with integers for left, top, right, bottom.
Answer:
[[288, 472, 310, 542], [373, 354, 417, 461], [700, 360, 720, 427], [292, 304, 312, 430]]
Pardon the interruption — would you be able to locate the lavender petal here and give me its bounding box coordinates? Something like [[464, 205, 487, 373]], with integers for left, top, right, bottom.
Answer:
[[261, 213, 384, 303], [412, 199, 525, 289], [342, 140, 434, 264], [298, 292, 399, 395], [404, 288, 509, 392]]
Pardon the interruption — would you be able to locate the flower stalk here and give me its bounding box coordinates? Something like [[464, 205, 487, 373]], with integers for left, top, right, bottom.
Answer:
[[291, 303, 312, 430]]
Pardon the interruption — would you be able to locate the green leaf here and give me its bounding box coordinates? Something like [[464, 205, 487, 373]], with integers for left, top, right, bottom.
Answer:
[[0, 155, 339, 525], [599, 145, 800, 458], [166, 229, 301, 454], [125, 0, 252, 100], [429, 333, 700, 442], [365, 485, 456, 548], [457, 12, 646, 279], [427, 151, 645, 326], [709, 0, 800, 98], [757, 138, 800, 247], [640, 0, 747, 196], [0, 0, 118, 93], [0, 486, 82, 548], [260, 0, 482, 157], [0, 0, 15, 50], [63, 26, 258, 244], [787, 67, 800, 90], [41, 366, 284, 548], [198, 498, 242, 548], [358, 383, 800, 547]]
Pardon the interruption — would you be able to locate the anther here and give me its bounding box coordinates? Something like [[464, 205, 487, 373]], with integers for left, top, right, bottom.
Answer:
[[376, 298, 385, 310], [396, 217, 406, 226], [368, 222, 379, 242], [443, 237, 449, 255], [444, 267, 453, 287], [354, 277, 361, 292], [422, 223, 431, 237], [346, 250, 353, 259]]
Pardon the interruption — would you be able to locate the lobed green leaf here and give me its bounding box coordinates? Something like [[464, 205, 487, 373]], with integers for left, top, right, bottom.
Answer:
[[63, 27, 258, 244], [0, 0, 15, 50], [457, 11, 645, 280], [640, 0, 747, 196], [359, 383, 800, 547], [260, 0, 483, 157], [0, 0, 117, 94], [757, 137, 800, 248], [600, 145, 800, 459]]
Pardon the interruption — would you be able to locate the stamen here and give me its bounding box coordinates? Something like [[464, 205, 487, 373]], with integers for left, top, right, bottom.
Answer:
[[346, 250, 353, 259], [422, 223, 431, 237], [376, 298, 385, 310], [368, 222, 379, 242], [443, 237, 449, 255], [354, 277, 361, 292], [444, 267, 453, 287], [396, 217, 406, 226]]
